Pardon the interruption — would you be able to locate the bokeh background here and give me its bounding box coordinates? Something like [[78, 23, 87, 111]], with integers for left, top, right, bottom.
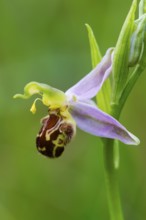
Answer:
[[0, 0, 146, 219]]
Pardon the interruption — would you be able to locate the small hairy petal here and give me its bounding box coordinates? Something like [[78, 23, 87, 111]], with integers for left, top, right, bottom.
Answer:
[[65, 48, 113, 101], [70, 101, 140, 145]]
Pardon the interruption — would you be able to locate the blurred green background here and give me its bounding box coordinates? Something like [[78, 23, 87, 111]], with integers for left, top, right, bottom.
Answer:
[[0, 0, 146, 219]]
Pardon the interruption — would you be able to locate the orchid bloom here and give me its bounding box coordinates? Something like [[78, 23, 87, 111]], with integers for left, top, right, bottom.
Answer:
[[14, 48, 140, 158]]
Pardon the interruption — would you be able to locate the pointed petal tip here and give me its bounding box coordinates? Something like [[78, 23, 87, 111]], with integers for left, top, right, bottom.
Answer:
[[114, 130, 140, 146], [69, 101, 140, 146], [128, 133, 140, 146]]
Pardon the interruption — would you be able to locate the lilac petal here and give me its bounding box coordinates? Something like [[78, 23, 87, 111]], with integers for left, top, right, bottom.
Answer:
[[69, 101, 140, 145], [66, 48, 113, 101]]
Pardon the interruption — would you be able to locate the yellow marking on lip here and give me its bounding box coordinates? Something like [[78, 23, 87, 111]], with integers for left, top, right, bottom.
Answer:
[[52, 134, 65, 157], [38, 146, 46, 152], [52, 134, 65, 147]]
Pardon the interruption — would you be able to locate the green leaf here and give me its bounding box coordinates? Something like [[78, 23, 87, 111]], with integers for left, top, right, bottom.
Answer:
[[86, 24, 111, 113], [112, 0, 137, 104]]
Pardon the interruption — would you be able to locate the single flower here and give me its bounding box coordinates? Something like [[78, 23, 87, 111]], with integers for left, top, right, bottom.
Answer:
[[14, 48, 140, 158]]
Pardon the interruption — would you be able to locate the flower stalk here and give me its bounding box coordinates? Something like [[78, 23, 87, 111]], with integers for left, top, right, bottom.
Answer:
[[103, 138, 124, 220], [103, 104, 124, 220]]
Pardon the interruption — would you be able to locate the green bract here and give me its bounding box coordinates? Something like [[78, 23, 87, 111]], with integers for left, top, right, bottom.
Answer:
[[85, 24, 102, 67], [86, 24, 111, 113], [139, 0, 146, 16], [129, 14, 146, 67], [112, 0, 137, 105], [115, 0, 146, 112]]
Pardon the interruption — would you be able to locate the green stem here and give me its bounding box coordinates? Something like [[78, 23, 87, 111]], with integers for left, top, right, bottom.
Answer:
[[103, 139, 124, 220], [103, 106, 124, 220]]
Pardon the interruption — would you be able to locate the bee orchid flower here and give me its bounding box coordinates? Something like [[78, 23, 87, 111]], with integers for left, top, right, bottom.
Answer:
[[14, 48, 140, 158]]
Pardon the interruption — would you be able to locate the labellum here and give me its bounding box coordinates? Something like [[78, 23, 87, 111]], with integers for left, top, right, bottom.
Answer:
[[36, 111, 75, 158]]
